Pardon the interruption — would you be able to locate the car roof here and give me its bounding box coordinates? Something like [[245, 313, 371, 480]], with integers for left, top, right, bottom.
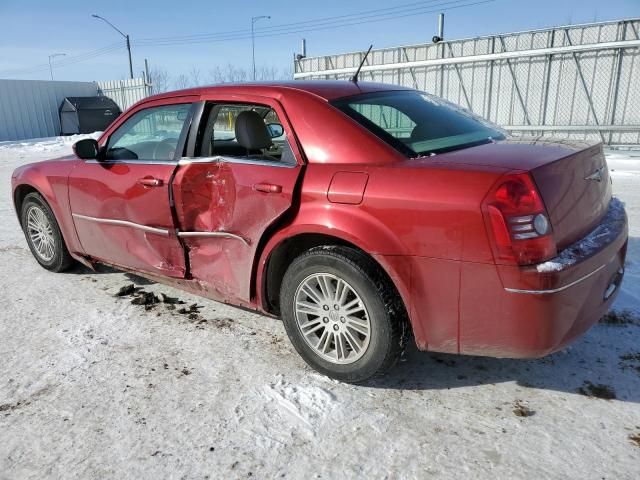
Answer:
[[144, 80, 414, 103]]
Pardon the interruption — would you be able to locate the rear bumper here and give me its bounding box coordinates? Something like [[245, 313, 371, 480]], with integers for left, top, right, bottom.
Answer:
[[383, 198, 629, 358]]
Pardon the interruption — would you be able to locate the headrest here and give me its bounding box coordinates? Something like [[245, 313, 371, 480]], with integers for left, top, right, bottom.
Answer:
[[235, 110, 272, 150]]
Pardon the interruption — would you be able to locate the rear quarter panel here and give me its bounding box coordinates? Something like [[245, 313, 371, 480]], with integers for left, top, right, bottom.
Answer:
[[259, 159, 507, 352]]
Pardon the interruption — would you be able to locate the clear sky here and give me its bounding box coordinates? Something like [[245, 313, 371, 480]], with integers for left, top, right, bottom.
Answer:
[[0, 0, 638, 84]]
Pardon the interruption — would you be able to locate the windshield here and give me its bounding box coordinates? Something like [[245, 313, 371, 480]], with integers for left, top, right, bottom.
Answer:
[[331, 90, 506, 157]]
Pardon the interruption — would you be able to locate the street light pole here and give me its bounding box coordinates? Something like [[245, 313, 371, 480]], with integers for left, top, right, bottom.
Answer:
[[91, 14, 134, 79], [251, 15, 270, 81], [48, 53, 66, 80]]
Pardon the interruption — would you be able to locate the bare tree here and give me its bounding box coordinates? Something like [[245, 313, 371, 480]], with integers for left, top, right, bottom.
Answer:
[[189, 66, 202, 86], [174, 74, 190, 90], [209, 63, 292, 84], [280, 66, 293, 80], [254, 65, 294, 81], [148, 66, 170, 94]]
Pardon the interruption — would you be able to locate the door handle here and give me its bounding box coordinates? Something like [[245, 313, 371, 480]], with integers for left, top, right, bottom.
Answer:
[[253, 183, 282, 193], [137, 177, 163, 187]]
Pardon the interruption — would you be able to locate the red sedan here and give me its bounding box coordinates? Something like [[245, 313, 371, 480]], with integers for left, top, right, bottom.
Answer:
[[11, 81, 628, 382]]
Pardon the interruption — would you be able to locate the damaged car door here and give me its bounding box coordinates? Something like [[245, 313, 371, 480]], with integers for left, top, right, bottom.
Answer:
[[68, 99, 197, 277], [171, 98, 303, 305]]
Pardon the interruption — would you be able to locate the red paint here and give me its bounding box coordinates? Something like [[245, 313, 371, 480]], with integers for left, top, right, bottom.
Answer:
[[172, 159, 301, 304], [11, 81, 628, 360], [328, 172, 369, 204], [68, 161, 186, 278]]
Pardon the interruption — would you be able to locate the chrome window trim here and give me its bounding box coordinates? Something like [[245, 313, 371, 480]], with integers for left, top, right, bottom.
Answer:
[[84, 159, 178, 165], [72, 213, 170, 236], [178, 155, 297, 168], [176, 231, 250, 246], [504, 264, 607, 295]]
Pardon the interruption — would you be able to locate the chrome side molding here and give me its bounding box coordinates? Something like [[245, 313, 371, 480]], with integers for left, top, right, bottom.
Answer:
[[71, 213, 250, 246], [177, 231, 250, 246], [504, 264, 607, 295], [71, 213, 170, 236]]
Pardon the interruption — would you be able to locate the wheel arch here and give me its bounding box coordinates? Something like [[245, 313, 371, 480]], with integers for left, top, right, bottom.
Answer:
[[13, 184, 42, 224], [12, 177, 84, 257], [258, 227, 413, 330]]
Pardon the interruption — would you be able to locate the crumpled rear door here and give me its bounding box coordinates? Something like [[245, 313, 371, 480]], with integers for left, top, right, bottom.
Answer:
[[172, 158, 301, 304]]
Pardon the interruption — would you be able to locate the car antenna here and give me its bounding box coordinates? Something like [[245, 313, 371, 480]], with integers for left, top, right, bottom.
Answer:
[[350, 45, 373, 83]]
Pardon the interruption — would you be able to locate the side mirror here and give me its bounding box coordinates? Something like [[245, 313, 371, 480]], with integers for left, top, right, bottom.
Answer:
[[266, 123, 284, 139], [73, 138, 100, 160]]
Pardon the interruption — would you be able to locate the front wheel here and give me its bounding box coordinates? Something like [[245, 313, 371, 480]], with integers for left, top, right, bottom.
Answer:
[[280, 246, 408, 383], [20, 192, 74, 272]]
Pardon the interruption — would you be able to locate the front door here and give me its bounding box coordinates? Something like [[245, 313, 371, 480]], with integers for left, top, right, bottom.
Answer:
[[172, 99, 303, 304], [68, 100, 195, 278]]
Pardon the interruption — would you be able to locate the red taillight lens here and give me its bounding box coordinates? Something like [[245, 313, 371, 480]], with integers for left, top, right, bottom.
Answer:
[[482, 173, 556, 265]]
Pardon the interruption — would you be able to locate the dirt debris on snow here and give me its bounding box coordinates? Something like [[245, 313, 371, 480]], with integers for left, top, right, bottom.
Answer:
[[130, 291, 160, 308], [578, 381, 617, 400], [115, 284, 136, 297], [630, 432, 640, 448], [114, 284, 237, 331], [620, 353, 640, 374], [159, 292, 185, 305], [599, 309, 640, 326], [513, 400, 536, 417]]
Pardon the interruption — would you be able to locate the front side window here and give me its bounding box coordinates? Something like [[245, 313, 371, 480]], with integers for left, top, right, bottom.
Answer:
[[106, 103, 192, 161], [332, 91, 506, 157], [197, 103, 294, 165]]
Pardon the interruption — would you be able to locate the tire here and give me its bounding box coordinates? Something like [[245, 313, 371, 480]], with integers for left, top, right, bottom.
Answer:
[[20, 192, 74, 272], [280, 246, 408, 383]]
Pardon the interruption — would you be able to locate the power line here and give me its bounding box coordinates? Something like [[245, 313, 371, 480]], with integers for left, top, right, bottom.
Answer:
[[0, 42, 123, 77], [135, 0, 494, 47], [136, 0, 453, 43]]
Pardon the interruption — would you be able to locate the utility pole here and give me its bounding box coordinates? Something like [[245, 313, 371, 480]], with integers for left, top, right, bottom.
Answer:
[[92, 14, 134, 79], [433, 13, 445, 43], [144, 58, 151, 94], [251, 15, 271, 81], [48, 53, 66, 80]]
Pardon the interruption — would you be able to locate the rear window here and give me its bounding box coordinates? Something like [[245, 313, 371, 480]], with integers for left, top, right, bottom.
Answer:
[[331, 90, 506, 157]]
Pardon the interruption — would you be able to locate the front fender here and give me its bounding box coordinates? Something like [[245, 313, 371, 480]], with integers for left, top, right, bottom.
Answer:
[[12, 158, 84, 255]]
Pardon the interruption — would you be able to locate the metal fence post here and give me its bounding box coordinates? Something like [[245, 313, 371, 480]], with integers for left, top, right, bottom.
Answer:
[[541, 29, 555, 127], [498, 36, 532, 126], [563, 28, 606, 143], [486, 36, 495, 120]]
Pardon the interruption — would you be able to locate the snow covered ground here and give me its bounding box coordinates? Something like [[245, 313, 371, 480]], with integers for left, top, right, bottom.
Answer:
[[0, 136, 639, 479]]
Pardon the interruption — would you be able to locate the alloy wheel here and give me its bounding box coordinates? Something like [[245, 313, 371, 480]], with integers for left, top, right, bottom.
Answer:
[[26, 205, 56, 261], [294, 273, 371, 364]]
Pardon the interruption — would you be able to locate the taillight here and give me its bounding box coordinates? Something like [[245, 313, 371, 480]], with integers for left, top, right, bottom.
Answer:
[[482, 172, 556, 265]]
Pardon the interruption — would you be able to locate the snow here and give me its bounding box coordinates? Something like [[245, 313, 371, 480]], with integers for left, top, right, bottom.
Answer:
[[0, 132, 101, 153], [1, 138, 639, 478], [536, 197, 627, 273]]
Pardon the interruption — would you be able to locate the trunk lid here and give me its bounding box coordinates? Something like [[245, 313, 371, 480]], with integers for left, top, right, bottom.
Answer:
[[431, 138, 612, 249], [530, 142, 611, 249]]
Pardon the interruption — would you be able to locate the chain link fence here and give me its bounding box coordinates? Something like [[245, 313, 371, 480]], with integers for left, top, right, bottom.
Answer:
[[295, 18, 640, 146], [97, 78, 152, 111]]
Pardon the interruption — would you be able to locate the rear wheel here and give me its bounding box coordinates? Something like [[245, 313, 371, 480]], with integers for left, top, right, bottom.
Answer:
[[280, 246, 408, 383], [20, 192, 74, 272]]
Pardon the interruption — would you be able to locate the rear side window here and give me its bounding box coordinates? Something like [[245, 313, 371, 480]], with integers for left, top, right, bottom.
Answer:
[[196, 103, 295, 165], [332, 91, 505, 157]]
